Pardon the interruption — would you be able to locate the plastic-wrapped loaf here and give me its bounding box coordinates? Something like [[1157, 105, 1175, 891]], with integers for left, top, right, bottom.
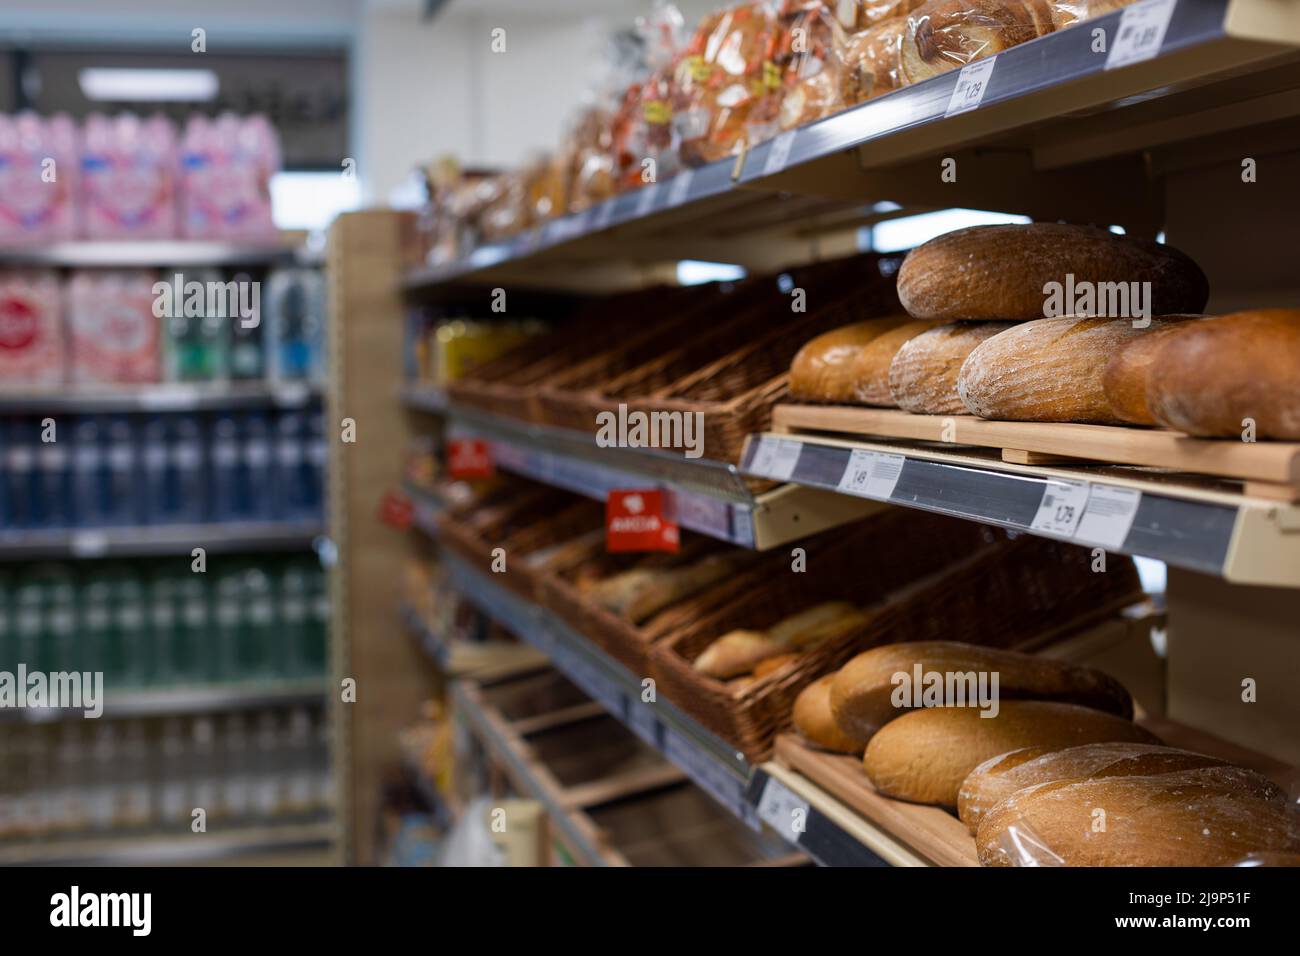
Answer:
[[622, 4, 688, 187], [840, 17, 909, 104], [673, 2, 782, 166], [899, 0, 1056, 86], [835, 0, 929, 29], [976, 768, 1300, 866], [566, 106, 618, 211], [755, 2, 850, 137]]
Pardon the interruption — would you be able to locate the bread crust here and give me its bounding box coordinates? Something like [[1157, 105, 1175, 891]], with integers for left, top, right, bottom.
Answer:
[[889, 321, 1016, 413], [850, 319, 943, 405], [1101, 319, 1201, 425], [1146, 309, 1300, 439], [896, 223, 1210, 322], [793, 674, 868, 754], [790, 317, 910, 402], [830, 641, 1134, 743], [862, 700, 1158, 807], [900, 0, 1055, 86]]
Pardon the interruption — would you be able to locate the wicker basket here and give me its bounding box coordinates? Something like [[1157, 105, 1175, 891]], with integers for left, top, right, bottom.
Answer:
[[649, 520, 1145, 762]]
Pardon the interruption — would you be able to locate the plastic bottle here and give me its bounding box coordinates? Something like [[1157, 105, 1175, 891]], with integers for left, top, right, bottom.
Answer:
[[240, 566, 275, 680], [277, 559, 311, 678], [273, 410, 305, 520], [156, 717, 189, 828], [3, 418, 39, 529], [208, 414, 241, 522], [72, 416, 110, 527], [109, 567, 148, 689], [161, 267, 227, 383], [36, 417, 73, 529], [241, 412, 275, 520], [140, 415, 170, 525], [42, 563, 78, 676], [226, 270, 265, 381], [211, 566, 242, 682], [103, 415, 141, 526], [171, 413, 207, 523]]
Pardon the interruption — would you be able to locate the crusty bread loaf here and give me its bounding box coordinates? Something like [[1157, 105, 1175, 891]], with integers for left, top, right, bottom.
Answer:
[[1146, 310, 1300, 439], [862, 700, 1159, 806], [896, 224, 1210, 322], [900, 0, 1055, 86], [790, 318, 910, 403], [793, 674, 867, 754], [1101, 319, 1202, 425], [977, 768, 1300, 866], [888, 322, 1015, 413], [589, 553, 736, 623], [957, 742, 1239, 833], [768, 601, 869, 648], [850, 319, 943, 405], [754, 653, 802, 678], [830, 641, 1134, 742], [695, 630, 785, 678], [957, 315, 1198, 424]]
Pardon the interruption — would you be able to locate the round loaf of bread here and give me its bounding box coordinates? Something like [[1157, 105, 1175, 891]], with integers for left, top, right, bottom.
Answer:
[[957, 314, 1198, 424], [896, 223, 1210, 322], [1146, 309, 1300, 439], [790, 317, 910, 403], [851, 319, 943, 405], [957, 742, 1240, 833], [888, 321, 1016, 413], [899, 0, 1054, 86], [862, 700, 1159, 807], [793, 674, 867, 755], [1101, 319, 1203, 425], [976, 767, 1300, 866], [830, 641, 1133, 743]]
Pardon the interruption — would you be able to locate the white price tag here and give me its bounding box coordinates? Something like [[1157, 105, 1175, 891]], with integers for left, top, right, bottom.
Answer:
[[763, 131, 797, 176], [748, 437, 802, 481], [757, 776, 810, 841], [1030, 479, 1091, 538], [1105, 0, 1176, 70], [1075, 485, 1142, 550], [836, 449, 905, 500], [667, 170, 695, 206], [635, 184, 659, 217], [944, 56, 998, 118]]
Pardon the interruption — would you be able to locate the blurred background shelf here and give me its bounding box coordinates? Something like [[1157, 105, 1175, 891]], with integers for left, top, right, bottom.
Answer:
[[0, 820, 335, 866], [0, 239, 307, 268], [0, 521, 327, 560], [0, 382, 322, 414], [0, 678, 329, 723]]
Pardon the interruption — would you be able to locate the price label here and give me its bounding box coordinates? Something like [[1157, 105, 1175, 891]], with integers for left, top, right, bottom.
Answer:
[[757, 775, 810, 841], [1075, 485, 1142, 550], [762, 130, 797, 176], [1106, 0, 1176, 70], [1030, 479, 1091, 538], [635, 184, 659, 217], [447, 438, 494, 479], [606, 489, 679, 552], [748, 437, 802, 481], [836, 449, 905, 500], [667, 170, 695, 206], [377, 490, 415, 531], [944, 55, 998, 118]]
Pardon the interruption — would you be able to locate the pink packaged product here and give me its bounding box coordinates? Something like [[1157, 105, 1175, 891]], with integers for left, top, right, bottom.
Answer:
[[0, 113, 79, 245], [80, 113, 179, 239], [0, 270, 65, 386], [180, 113, 280, 239], [66, 270, 161, 384]]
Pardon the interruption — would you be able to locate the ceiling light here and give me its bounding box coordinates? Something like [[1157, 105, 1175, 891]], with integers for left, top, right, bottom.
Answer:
[[78, 68, 219, 102]]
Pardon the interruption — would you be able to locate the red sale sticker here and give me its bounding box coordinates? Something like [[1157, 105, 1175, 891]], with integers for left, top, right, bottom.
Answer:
[[447, 439, 494, 479], [606, 489, 679, 553], [378, 489, 414, 530]]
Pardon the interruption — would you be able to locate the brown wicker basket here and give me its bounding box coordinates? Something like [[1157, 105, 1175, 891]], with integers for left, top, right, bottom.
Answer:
[[649, 520, 1145, 762]]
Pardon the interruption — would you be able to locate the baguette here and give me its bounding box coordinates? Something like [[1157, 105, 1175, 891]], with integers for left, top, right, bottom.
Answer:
[[1145, 309, 1300, 439], [889, 322, 1016, 413], [851, 319, 944, 405], [977, 768, 1300, 866], [957, 315, 1198, 424], [896, 223, 1210, 322], [1101, 319, 1202, 425], [830, 641, 1134, 742], [754, 653, 802, 678], [957, 742, 1241, 833], [768, 600, 869, 648], [793, 674, 868, 754], [790, 318, 910, 403], [862, 700, 1159, 806], [694, 630, 786, 678]]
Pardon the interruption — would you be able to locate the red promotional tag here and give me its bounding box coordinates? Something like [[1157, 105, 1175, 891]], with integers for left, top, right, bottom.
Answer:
[[378, 489, 414, 530], [447, 438, 494, 479], [606, 489, 679, 553]]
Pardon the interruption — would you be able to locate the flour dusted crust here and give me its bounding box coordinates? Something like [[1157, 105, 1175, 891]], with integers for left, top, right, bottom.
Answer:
[[900, 0, 1056, 86], [895, 223, 1210, 322], [793, 675, 867, 755], [1101, 319, 1203, 425], [790, 317, 911, 402], [888, 321, 1016, 413], [862, 700, 1159, 807], [976, 767, 1300, 866], [829, 641, 1133, 743], [850, 319, 943, 405], [956, 315, 1198, 424], [957, 742, 1240, 833], [1146, 309, 1300, 439]]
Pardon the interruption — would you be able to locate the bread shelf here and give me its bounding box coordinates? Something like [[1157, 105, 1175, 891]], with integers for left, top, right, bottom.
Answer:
[[739, 430, 1300, 589], [436, 549, 885, 867], [0, 520, 326, 561], [401, 0, 1300, 293], [443, 404, 881, 549], [400, 601, 547, 679], [0, 239, 306, 268], [0, 382, 322, 414]]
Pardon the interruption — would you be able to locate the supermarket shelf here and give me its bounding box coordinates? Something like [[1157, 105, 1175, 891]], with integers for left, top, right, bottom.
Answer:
[[739, 432, 1300, 589], [0, 520, 326, 560], [1, 679, 329, 723], [401, 0, 1300, 291], [0, 381, 322, 414], [0, 820, 334, 866], [439, 550, 884, 867], [0, 239, 303, 268], [443, 403, 880, 549], [400, 602, 546, 679], [399, 383, 449, 414]]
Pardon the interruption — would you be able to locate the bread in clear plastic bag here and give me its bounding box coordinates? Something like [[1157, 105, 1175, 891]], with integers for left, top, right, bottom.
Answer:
[[899, 0, 1056, 85], [836, 0, 929, 30], [1047, 0, 1136, 28], [841, 17, 910, 105], [977, 768, 1300, 866], [751, 2, 849, 141]]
